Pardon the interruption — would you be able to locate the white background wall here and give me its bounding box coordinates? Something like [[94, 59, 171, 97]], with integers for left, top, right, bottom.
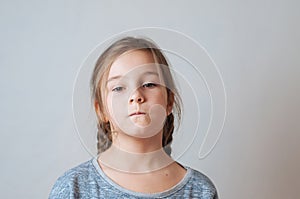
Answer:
[[0, 0, 299, 198]]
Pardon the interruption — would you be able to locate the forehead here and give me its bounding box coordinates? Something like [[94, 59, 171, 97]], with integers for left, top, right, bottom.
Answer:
[[108, 50, 158, 78]]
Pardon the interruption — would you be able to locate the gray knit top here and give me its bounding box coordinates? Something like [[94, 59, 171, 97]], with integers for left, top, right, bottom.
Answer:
[[49, 157, 218, 198]]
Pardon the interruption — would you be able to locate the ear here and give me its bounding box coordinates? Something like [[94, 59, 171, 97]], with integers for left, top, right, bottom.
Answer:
[[94, 101, 100, 118], [167, 93, 174, 116], [94, 101, 109, 122]]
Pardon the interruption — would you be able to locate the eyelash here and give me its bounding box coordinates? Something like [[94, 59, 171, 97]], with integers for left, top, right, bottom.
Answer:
[[111, 83, 157, 92], [112, 86, 124, 92], [142, 83, 157, 88]]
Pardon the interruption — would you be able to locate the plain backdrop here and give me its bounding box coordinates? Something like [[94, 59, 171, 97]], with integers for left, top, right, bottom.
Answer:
[[0, 0, 299, 198]]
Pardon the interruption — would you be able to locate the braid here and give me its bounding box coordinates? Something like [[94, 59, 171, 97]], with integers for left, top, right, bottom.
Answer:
[[97, 122, 112, 154], [162, 113, 175, 156]]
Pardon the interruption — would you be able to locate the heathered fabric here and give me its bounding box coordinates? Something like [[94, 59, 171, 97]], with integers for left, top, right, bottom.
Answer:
[[49, 157, 218, 199]]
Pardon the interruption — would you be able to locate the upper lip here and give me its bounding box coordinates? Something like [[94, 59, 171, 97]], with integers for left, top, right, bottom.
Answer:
[[129, 111, 146, 116]]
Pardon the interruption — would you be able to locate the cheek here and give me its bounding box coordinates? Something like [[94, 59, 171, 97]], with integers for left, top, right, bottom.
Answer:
[[160, 88, 169, 105], [149, 89, 168, 107], [106, 94, 128, 119]]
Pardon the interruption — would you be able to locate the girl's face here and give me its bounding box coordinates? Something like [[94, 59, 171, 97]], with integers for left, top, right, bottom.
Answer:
[[104, 50, 172, 138]]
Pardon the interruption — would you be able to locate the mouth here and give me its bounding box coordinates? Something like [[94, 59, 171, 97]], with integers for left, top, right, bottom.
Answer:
[[129, 111, 146, 117]]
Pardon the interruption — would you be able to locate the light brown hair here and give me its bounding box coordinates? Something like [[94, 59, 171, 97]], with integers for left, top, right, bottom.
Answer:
[[90, 36, 182, 155]]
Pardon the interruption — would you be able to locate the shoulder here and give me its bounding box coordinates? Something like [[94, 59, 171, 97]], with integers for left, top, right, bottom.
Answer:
[[49, 159, 96, 198], [189, 167, 217, 189], [56, 159, 94, 183], [185, 166, 219, 198]]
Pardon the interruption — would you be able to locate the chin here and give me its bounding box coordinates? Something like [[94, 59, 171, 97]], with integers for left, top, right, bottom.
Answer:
[[125, 127, 161, 139]]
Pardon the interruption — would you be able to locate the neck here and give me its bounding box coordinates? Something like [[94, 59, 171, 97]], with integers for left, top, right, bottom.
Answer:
[[112, 130, 164, 153], [99, 131, 174, 173]]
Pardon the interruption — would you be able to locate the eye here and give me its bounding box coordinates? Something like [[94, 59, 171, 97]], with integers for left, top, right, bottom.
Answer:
[[112, 86, 124, 92], [142, 83, 157, 88]]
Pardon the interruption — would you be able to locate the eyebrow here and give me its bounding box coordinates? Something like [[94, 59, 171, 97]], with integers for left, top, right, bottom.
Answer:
[[106, 71, 159, 84]]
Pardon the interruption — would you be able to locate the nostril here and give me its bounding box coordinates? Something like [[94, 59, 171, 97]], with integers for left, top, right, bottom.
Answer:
[[129, 96, 144, 103]]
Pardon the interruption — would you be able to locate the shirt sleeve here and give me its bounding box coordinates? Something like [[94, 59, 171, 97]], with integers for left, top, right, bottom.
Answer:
[[48, 174, 71, 199]]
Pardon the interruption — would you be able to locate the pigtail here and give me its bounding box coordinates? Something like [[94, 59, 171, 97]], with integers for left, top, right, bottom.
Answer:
[[163, 113, 174, 156], [97, 122, 112, 154]]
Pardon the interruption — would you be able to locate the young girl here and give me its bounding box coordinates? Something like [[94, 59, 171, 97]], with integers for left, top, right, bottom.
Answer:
[[49, 37, 218, 198]]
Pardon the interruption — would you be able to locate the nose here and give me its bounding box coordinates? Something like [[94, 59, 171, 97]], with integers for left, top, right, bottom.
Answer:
[[129, 89, 145, 104]]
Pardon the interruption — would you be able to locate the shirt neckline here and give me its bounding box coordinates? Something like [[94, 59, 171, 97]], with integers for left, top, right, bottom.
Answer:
[[91, 156, 193, 197]]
